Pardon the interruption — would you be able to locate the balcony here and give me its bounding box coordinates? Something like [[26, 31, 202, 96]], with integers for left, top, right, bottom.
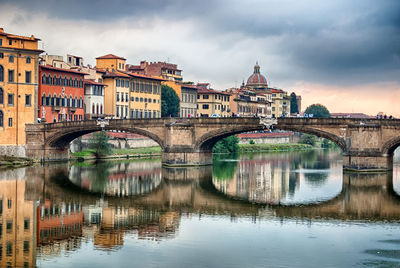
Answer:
[[52, 106, 61, 111]]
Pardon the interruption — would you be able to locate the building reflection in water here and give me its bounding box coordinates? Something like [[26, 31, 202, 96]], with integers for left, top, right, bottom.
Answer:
[[213, 150, 343, 204], [69, 161, 162, 196], [0, 151, 399, 266], [0, 178, 36, 268]]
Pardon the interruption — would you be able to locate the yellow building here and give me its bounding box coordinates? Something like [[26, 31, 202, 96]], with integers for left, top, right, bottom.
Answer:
[[196, 84, 230, 117], [96, 54, 162, 119], [0, 180, 37, 268], [0, 28, 43, 152], [129, 74, 162, 118], [271, 89, 291, 118]]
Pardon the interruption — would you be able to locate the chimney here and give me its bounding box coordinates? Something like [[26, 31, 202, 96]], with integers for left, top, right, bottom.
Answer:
[[0, 28, 4, 33]]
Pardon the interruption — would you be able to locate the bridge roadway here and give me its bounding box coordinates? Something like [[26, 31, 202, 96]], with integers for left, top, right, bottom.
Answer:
[[25, 117, 400, 171]]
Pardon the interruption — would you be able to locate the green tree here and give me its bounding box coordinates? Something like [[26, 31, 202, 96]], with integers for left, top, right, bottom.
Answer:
[[304, 104, 330, 118], [89, 131, 112, 158], [161, 85, 180, 117], [213, 135, 239, 153], [299, 134, 317, 146], [290, 92, 299, 114]]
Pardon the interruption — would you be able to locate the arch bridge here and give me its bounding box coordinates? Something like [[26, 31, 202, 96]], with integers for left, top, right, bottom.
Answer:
[[25, 117, 400, 171]]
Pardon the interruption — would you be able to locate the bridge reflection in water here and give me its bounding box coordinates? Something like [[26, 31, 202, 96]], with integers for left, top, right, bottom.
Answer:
[[0, 151, 399, 267]]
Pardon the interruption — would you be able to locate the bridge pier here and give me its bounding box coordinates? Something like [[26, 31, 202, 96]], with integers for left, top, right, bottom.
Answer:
[[343, 153, 393, 172], [162, 149, 213, 166]]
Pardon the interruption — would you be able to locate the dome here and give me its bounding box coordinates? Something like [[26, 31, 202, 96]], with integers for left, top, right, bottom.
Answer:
[[246, 63, 268, 88]]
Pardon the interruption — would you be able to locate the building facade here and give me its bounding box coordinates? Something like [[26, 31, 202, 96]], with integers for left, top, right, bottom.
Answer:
[[0, 28, 42, 150], [39, 65, 85, 122], [84, 80, 105, 119], [96, 54, 162, 119], [196, 84, 230, 117], [127, 61, 182, 82], [180, 84, 197, 117], [271, 89, 290, 118]]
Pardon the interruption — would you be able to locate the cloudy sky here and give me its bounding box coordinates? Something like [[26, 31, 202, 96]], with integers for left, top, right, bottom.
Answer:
[[1, 0, 399, 116]]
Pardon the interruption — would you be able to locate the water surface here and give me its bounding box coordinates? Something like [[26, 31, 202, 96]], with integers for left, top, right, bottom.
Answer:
[[1, 149, 399, 268]]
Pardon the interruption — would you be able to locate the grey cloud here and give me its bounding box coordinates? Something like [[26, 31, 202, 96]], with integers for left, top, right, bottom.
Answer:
[[1, 0, 399, 87]]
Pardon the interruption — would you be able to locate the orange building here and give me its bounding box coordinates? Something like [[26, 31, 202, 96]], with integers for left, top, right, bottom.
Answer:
[[0, 28, 43, 150], [0, 180, 36, 268], [39, 65, 85, 122]]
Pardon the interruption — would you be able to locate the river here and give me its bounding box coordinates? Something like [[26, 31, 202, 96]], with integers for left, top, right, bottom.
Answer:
[[0, 149, 399, 268]]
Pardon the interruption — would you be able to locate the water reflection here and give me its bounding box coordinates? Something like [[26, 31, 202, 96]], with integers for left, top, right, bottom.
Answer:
[[213, 150, 342, 204], [0, 150, 399, 267], [69, 160, 162, 196]]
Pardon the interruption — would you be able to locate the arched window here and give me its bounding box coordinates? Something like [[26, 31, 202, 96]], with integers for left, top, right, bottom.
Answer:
[[100, 105, 103, 114], [41, 94, 45, 106], [57, 94, 61, 106], [51, 94, 56, 106], [58, 76, 62, 85], [42, 74, 46, 84], [48, 75, 52, 85], [63, 96, 67, 107], [74, 78, 78, 88], [53, 75, 57, 86], [92, 104, 95, 114], [62, 96, 65, 106], [64, 77, 68, 86], [79, 79, 83, 88], [69, 78, 73, 87], [0, 88, 3, 105], [74, 97, 77, 108], [0, 110, 3, 127], [96, 104, 99, 115], [69, 96, 72, 107], [47, 94, 51, 106], [26, 57, 31, 64], [0, 65, 4, 82], [79, 97, 83, 108]]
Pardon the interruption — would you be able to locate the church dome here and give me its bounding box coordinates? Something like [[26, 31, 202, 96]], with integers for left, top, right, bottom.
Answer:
[[246, 63, 268, 88]]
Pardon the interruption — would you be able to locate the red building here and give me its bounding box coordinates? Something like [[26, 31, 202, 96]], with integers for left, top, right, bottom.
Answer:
[[37, 200, 83, 245], [39, 65, 86, 123]]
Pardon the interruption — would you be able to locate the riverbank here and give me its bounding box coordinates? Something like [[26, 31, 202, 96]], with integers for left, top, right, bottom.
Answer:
[[0, 155, 34, 168], [71, 147, 162, 161], [239, 143, 313, 153]]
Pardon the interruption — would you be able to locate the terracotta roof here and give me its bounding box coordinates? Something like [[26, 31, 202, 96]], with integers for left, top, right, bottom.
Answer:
[[0, 31, 41, 41], [96, 54, 126, 60], [197, 87, 231, 95], [40, 65, 88, 75], [247, 73, 268, 86], [99, 69, 164, 81], [84, 79, 106, 86]]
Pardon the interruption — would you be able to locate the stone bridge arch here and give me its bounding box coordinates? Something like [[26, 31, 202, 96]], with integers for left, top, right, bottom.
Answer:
[[382, 135, 400, 156]]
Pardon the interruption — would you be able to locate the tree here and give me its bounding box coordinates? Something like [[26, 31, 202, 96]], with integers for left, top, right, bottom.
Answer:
[[290, 92, 299, 114], [299, 134, 317, 146], [89, 131, 112, 158], [161, 85, 180, 117], [304, 104, 330, 118], [213, 135, 239, 153]]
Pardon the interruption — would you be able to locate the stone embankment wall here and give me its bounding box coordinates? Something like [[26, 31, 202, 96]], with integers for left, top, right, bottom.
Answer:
[[0, 145, 26, 157], [237, 132, 299, 145]]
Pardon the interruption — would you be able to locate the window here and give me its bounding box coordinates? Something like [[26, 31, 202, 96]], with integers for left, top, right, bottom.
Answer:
[[0, 53, 3, 58], [203, 95, 209, 99], [116, 106, 120, 117], [0, 65, 3, 82], [6, 220, 12, 232], [0, 88, 3, 104], [9, 55, 14, 63], [0, 39, 2, 45], [53, 75, 57, 85], [116, 93, 120, 102], [8, 69, 14, 82], [25, 94, 31, 106], [116, 79, 120, 87], [7, 93, 14, 106], [202, 104, 209, 109], [6, 242, 12, 256], [24, 241, 29, 253], [0, 110, 3, 127], [25, 71, 31, 83], [41, 74, 46, 84], [24, 218, 30, 230], [26, 57, 31, 64], [8, 40, 12, 45]]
